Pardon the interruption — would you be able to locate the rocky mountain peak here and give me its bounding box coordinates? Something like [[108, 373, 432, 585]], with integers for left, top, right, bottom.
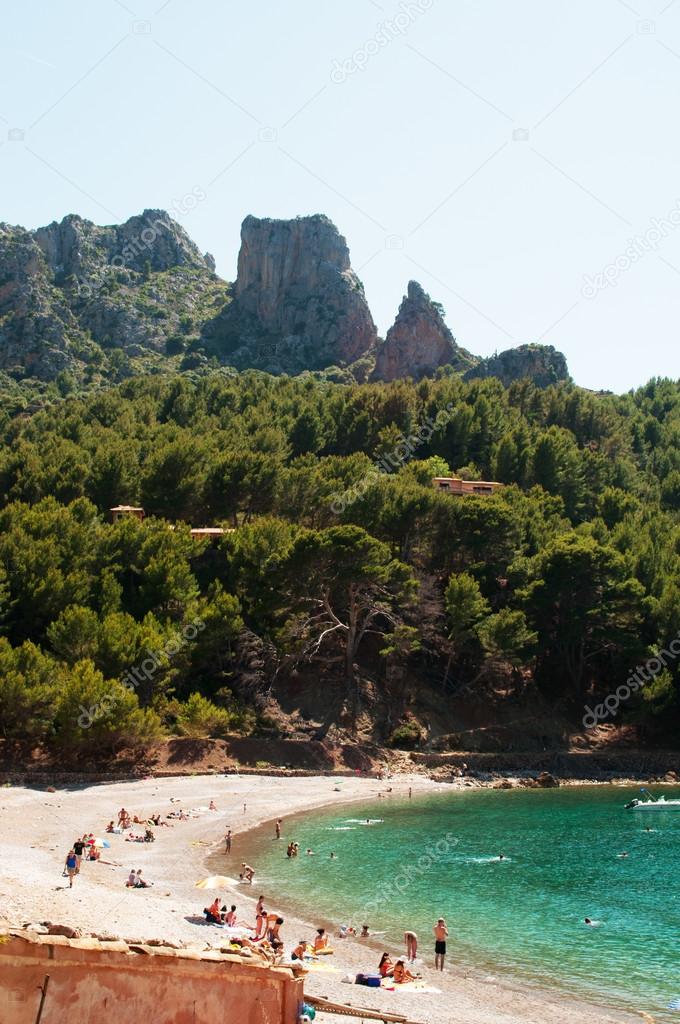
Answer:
[[34, 209, 210, 280], [204, 214, 378, 373], [0, 207, 571, 388], [465, 343, 570, 387], [372, 279, 474, 381]]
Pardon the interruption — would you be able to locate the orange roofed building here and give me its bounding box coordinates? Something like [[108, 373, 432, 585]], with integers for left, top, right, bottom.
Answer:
[[433, 477, 503, 496], [110, 505, 145, 522], [109, 506, 232, 540]]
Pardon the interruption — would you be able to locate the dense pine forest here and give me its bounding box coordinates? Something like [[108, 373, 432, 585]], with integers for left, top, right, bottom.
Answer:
[[1, 368, 679, 759]]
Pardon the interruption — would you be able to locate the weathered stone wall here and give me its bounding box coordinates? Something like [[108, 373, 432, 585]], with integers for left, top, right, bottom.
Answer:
[[0, 933, 303, 1024]]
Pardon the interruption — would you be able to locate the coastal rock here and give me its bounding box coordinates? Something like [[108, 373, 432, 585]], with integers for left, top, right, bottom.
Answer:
[[202, 214, 378, 373], [532, 771, 560, 788], [465, 343, 570, 387], [372, 280, 476, 381], [43, 923, 82, 938]]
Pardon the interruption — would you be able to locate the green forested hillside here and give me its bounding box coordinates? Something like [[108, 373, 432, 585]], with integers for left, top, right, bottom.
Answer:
[[1, 369, 679, 757]]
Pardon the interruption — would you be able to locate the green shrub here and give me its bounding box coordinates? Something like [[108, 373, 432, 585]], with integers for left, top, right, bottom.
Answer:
[[174, 692, 233, 737], [387, 719, 423, 749]]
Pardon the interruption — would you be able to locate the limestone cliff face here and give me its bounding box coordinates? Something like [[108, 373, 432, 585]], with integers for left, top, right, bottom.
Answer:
[[372, 281, 476, 381], [0, 223, 94, 379], [465, 344, 570, 387], [0, 211, 225, 380], [203, 214, 377, 373], [0, 207, 571, 388], [34, 209, 211, 278]]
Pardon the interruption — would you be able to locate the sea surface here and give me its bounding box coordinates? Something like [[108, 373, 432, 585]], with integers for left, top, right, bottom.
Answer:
[[243, 785, 680, 1021]]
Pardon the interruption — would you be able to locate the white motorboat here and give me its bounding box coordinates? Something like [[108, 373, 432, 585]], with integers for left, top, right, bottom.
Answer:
[[624, 793, 680, 810]]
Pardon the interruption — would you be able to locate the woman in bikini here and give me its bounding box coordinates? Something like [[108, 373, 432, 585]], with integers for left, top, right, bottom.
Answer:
[[378, 952, 394, 977]]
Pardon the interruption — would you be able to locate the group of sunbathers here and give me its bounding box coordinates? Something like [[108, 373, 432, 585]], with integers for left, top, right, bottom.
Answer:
[[126, 829, 156, 843], [201, 895, 285, 963], [378, 952, 420, 984], [126, 868, 152, 888]]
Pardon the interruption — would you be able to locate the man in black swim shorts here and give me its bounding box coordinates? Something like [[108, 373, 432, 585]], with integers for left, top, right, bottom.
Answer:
[[433, 917, 448, 971]]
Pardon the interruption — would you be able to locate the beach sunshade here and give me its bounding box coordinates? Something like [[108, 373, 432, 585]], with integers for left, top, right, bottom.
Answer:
[[195, 875, 231, 889], [93, 838, 110, 848]]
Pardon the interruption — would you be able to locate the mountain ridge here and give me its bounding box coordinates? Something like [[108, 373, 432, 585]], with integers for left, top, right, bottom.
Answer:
[[0, 209, 571, 388]]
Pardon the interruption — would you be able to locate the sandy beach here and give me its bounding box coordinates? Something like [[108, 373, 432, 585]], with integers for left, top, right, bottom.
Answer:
[[0, 773, 640, 1024]]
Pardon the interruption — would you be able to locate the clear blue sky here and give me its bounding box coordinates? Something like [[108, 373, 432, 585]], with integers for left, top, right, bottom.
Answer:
[[2, 0, 680, 392]]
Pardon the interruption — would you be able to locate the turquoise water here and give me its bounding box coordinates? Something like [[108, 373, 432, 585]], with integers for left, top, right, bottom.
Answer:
[[249, 787, 680, 1020]]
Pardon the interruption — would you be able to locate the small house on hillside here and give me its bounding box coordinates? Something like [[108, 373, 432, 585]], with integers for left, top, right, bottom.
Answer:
[[433, 477, 503, 496], [110, 505, 145, 522], [109, 505, 233, 543]]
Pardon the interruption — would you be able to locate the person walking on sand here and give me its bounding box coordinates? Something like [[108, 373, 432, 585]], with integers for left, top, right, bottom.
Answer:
[[65, 850, 78, 888], [224, 829, 232, 854], [275, 819, 282, 839], [404, 929, 418, 962], [434, 918, 448, 971], [73, 836, 85, 872]]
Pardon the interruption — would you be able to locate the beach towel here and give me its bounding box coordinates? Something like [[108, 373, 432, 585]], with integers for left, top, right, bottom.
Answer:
[[381, 981, 441, 994]]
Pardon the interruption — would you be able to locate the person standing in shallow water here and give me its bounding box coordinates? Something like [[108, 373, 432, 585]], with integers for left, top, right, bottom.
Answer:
[[433, 917, 448, 971], [404, 930, 418, 962], [224, 829, 232, 854], [275, 819, 282, 839]]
